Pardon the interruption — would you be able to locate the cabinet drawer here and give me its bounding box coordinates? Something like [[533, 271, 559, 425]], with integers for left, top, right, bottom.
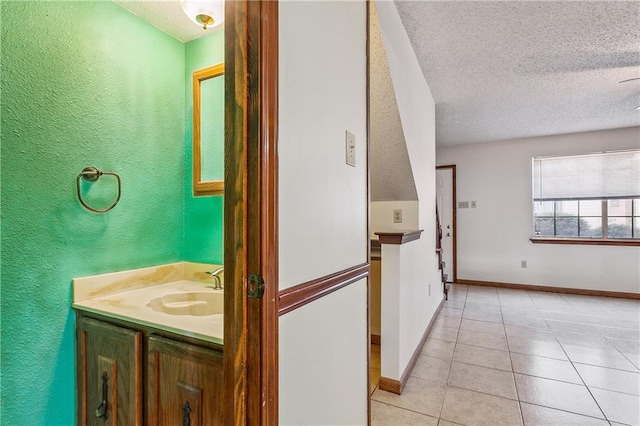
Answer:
[[77, 317, 142, 426], [147, 335, 223, 426]]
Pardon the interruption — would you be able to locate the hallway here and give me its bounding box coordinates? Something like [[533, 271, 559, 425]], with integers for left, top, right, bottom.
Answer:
[[371, 284, 640, 425]]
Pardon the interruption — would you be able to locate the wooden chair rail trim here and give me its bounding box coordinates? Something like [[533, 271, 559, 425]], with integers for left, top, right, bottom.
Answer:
[[278, 263, 370, 316], [378, 297, 446, 394], [530, 237, 640, 247], [457, 279, 640, 300], [375, 229, 424, 245]]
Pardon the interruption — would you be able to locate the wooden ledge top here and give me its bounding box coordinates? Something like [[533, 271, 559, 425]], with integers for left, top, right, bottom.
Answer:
[[375, 230, 424, 245]]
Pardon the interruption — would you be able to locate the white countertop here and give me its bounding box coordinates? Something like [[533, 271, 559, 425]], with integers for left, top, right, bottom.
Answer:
[[72, 263, 224, 345]]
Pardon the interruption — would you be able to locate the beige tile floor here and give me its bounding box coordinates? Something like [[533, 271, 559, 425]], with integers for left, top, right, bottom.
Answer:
[[371, 284, 640, 425]]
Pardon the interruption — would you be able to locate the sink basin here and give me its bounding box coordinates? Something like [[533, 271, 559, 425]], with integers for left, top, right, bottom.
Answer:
[[147, 291, 223, 316]]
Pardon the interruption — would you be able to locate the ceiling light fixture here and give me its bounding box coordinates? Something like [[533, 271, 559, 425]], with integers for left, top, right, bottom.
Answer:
[[180, 0, 224, 30], [618, 78, 640, 111]]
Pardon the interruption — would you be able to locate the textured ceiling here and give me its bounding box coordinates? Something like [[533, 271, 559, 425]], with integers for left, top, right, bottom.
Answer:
[[113, 1, 220, 43], [370, 3, 418, 202], [394, 0, 640, 146]]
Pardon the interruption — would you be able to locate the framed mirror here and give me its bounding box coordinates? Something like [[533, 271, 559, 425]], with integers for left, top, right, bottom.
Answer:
[[193, 63, 225, 196]]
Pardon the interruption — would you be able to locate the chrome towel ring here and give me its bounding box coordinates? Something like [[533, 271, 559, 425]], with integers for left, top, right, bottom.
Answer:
[[76, 166, 121, 213]]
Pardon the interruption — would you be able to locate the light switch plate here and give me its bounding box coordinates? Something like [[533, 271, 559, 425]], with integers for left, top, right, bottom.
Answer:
[[346, 131, 356, 167]]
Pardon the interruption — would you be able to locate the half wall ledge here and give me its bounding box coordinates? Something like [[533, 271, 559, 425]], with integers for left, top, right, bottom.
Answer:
[[375, 229, 424, 245]]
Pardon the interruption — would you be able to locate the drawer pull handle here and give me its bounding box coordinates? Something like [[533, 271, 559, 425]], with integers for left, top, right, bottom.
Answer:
[[95, 372, 109, 421], [183, 401, 191, 426]]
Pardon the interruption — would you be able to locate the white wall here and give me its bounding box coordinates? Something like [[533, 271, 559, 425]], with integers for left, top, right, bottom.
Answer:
[[278, 1, 368, 424], [371, 201, 419, 238], [279, 1, 368, 290], [279, 280, 368, 425], [380, 239, 437, 380], [375, 0, 443, 380], [437, 126, 640, 294]]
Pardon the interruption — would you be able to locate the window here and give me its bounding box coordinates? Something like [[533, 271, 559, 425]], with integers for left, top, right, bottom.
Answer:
[[532, 150, 640, 243]]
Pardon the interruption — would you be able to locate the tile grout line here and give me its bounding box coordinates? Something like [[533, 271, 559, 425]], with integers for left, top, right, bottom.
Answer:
[[443, 383, 520, 402], [499, 289, 526, 426], [602, 334, 640, 373], [437, 284, 469, 424], [371, 399, 440, 422], [552, 324, 612, 424], [517, 401, 616, 425]]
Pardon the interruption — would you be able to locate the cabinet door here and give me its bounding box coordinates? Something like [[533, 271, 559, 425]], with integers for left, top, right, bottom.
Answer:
[[77, 317, 142, 426], [147, 336, 224, 425]]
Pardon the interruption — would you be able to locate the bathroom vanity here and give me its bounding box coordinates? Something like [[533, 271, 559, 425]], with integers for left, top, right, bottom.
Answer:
[[72, 263, 224, 425]]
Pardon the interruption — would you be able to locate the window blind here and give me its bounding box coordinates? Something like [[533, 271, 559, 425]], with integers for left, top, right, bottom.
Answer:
[[533, 150, 640, 201]]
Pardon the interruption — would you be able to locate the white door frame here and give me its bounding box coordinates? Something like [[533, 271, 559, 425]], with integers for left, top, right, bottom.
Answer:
[[436, 165, 457, 283]]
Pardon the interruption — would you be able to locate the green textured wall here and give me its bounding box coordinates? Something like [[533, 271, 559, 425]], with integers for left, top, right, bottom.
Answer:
[[184, 32, 225, 264], [1, 1, 186, 423]]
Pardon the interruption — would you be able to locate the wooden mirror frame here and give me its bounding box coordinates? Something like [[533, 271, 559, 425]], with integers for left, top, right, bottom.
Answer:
[[193, 63, 225, 196]]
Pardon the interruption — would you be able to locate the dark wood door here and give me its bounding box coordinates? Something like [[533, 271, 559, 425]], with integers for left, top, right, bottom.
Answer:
[[146, 336, 224, 425], [76, 317, 142, 426], [224, 1, 279, 423]]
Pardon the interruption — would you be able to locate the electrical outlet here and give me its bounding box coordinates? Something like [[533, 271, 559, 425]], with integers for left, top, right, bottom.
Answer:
[[393, 209, 403, 223], [471, 201, 477, 208], [521, 260, 527, 268], [345, 131, 356, 167]]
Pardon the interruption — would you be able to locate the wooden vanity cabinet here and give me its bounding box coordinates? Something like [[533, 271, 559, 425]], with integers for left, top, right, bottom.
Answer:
[[76, 316, 223, 425], [147, 336, 224, 425], [76, 317, 143, 426]]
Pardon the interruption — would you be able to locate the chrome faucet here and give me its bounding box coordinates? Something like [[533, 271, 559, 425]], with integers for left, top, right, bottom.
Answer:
[[205, 267, 224, 290]]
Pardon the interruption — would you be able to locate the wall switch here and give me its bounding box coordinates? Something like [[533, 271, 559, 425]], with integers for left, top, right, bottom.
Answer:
[[428, 284, 431, 296], [521, 260, 527, 268], [393, 209, 403, 223], [345, 131, 356, 167], [471, 201, 477, 208], [458, 201, 469, 209]]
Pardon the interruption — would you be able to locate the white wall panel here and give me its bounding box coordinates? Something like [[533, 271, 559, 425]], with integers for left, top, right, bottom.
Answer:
[[371, 201, 419, 238], [279, 280, 369, 426], [279, 0, 368, 290], [278, 1, 369, 424]]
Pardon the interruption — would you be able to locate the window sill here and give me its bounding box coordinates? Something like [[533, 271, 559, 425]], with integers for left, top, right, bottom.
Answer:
[[530, 237, 640, 247]]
